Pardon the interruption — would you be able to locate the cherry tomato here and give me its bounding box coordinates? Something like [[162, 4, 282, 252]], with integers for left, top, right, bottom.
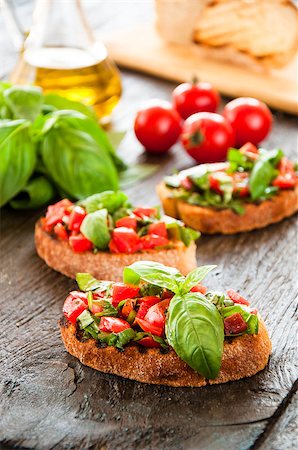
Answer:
[[190, 284, 207, 295], [172, 81, 220, 119], [112, 283, 140, 307], [135, 318, 163, 336], [53, 223, 68, 240], [224, 313, 247, 335], [112, 227, 140, 254], [134, 100, 181, 153], [69, 233, 93, 253], [148, 222, 167, 238], [227, 289, 250, 306], [99, 317, 131, 333], [223, 97, 272, 147], [63, 292, 88, 324], [68, 206, 86, 232], [181, 112, 235, 163], [115, 216, 137, 230]]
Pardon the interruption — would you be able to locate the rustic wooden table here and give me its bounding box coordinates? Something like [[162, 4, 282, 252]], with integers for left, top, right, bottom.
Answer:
[[0, 2, 297, 450]]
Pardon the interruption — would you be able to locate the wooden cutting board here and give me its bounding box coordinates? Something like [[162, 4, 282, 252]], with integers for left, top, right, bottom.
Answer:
[[102, 23, 298, 115]]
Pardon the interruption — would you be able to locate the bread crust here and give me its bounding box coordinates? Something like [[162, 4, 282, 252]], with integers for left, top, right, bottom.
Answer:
[[35, 221, 197, 281], [157, 182, 298, 234], [60, 318, 271, 387]]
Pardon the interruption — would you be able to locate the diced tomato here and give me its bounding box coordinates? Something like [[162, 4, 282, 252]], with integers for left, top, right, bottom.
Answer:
[[121, 299, 136, 320], [115, 216, 137, 230], [136, 302, 150, 320], [69, 233, 93, 253], [44, 199, 73, 232], [272, 173, 296, 189], [53, 223, 68, 240], [239, 142, 259, 160], [68, 290, 88, 305], [91, 303, 103, 315], [109, 239, 120, 253], [227, 289, 250, 306], [112, 227, 140, 254], [190, 284, 207, 295], [232, 172, 250, 197], [148, 222, 168, 238], [99, 316, 131, 333], [140, 234, 169, 250], [63, 293, 88, 324], [139, 296, 161, 307], [112, 283, 140, 307], [251, 309, 258, 315], [135, 318, 163, 337], [180, 177, 193, 190], [138, 337, 161, 348], [93, 291, 105, 299], [278, 157, 294, 174], [161, 290, 175, 300], [209, 174, 222, 194], [224, 313, 247, 335], [68, 206, 87, 232], [133, 207, 158, 219], [144, 299, 169, 330]]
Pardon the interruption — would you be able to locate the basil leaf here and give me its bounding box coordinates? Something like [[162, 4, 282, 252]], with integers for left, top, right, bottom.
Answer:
[[123, 261, 185, 294], [221, 305, 259, 335], [9, 175, 55, 209], [84, 322, 100, 340], [80, 209, 110, 249], [166, 293, 224, 379], [79, 190, 128, 214], [98, 328, 135, 350], [139, 283, 164, 297], [0, 120, 36, 206], [43, 93, 97, 120], [249, 149, 283, 200], [179, 226, 201, 246], [134, 332, 168, 349], [76, 273, 112, 292], [227, 148, 253, 172], [93, 300, 118, 317], [181, 265, 216, 295], [77, 310, 95, 328], [4, 85, 43, 122]]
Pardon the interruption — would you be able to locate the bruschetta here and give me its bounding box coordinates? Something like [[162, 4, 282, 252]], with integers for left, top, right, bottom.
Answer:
[[35, 191, 199, 280], [60, 261, 271, 387], [157, 143, 298, 234]]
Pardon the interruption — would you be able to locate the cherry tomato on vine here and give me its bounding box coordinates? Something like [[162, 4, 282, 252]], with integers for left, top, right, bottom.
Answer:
[[134, 100, 181, 153], [223, 97, 272, 147], [172, 81, 220, 119], [181, 112, 235, 163]]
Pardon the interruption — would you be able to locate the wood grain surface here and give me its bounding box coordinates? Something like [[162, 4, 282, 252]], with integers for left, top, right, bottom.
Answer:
[[0, 1, 297, 449]]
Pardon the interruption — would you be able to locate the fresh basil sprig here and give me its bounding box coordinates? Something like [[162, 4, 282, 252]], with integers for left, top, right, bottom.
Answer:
[[80, 209, 111, 250], [249, 149, 283, 200], [76, 273, 113, 292]]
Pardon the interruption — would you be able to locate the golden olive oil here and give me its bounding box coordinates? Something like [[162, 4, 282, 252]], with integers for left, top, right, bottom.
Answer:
[[10, 46, 122, 122]]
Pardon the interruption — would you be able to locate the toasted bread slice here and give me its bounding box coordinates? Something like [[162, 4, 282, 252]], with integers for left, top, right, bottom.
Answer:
[[35, 220, 197, 281], [157, 182, 298, 234], [60, 317, 271, 387]]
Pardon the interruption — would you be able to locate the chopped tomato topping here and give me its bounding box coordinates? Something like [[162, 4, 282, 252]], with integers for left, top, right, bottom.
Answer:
[[232, 172, 250, 197], [208, 174, 222, 194], [44, 199, 73, 232], [121, 299, 136, 320], [140, 234, 169, 250], [68, 206, 87, 232], [115, 216, 137, 230], [278, 157, 295, 174], [227, 289, 250, 306], [53, 223, 68, 240], [112, 227, 140, 253], [180, 177, 193, 190], [133, 207, 158, 219], [91, 303, 103, 315], [135, 317, 163, 337], [112, 283, 140, 307], [69, 233, 93, 253], [136, 297, 160, 320], [272, 173, 296, 189], [108, 239, 120, 253], [144, 299, 169, 330], [148, 221, 167, 238], [190, 284, 207, 295], [99, 317, 131, 333], [224, 313, 247, 335], [239, 142, 259, 160], [138, 337, 161, 348], [63, 292, 88, 324]]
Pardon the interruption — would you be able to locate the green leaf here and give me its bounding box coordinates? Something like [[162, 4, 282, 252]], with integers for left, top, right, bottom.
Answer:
[[249, 149, 284, 200], [120, 163, 159, 188], [0, 119, 36, 206], [79, 190, 128, 214], [9, 175, 55, 209], [166, 293, 224, 379], [93, 300, 118, 317], [221, 305, 259, 335], [227, 148, 253, 172], [4, 85, 43, 122], [123, 261, 185, 294], [98, 328, 135, 350], [164, 216, 200, 246], [77, 310, 95, 328], [179, 226, 200, 246], [133, 332, 168, 349], [181, 266, 216, 295], [106, 130, 126, 150], [76, 273, 112, 292], [80, 209, 111, 250], [43, 93, 98, 120]]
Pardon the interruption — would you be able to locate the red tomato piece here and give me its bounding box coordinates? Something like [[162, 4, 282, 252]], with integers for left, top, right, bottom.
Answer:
[[112, 283, 140, 307], [68, 206, 87, 232], [180, 177, 193, 190], [232, 172, 250, 198], [208, 174, 222, 194], [138, 337, 161, 348], [63, 294, 88, 324], [239, 142, 259, 160], [121, 299, 136, 320], [136, 302, 150, 320], [136, 297, 161, 320], [112, 227, 140, 254], [69, 233, 93, 253], [272, 173, 296, 189], [190, 284, 207, 295], [227, 289, 250, 306], [68, 290, 88, 305], [144, 299, 169, 329], [99, 317, 131, 333], [53, 223, 68, 240], [278, 157, 294, 174], [135, 318, 163, 337], [148, 222, 167, 238], [224, 313, 247, 335], [140, 234, 169, 250], [172, 81, 220, 119], [44, 199, 73, 232], [115, 216, 137, 230], [133, 207, 158, 219], [109, 239, 120, 253], [91, 303, 103, 315]]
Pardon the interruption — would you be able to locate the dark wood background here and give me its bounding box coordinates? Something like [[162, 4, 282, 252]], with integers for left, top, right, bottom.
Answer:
[[0, 2, 297, 449]]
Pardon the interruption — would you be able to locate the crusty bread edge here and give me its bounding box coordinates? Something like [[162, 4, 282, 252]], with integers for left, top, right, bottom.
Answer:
[[35, 221, 197, 281], [157, 182, 298, 234], [60, 317, 271, 387]]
